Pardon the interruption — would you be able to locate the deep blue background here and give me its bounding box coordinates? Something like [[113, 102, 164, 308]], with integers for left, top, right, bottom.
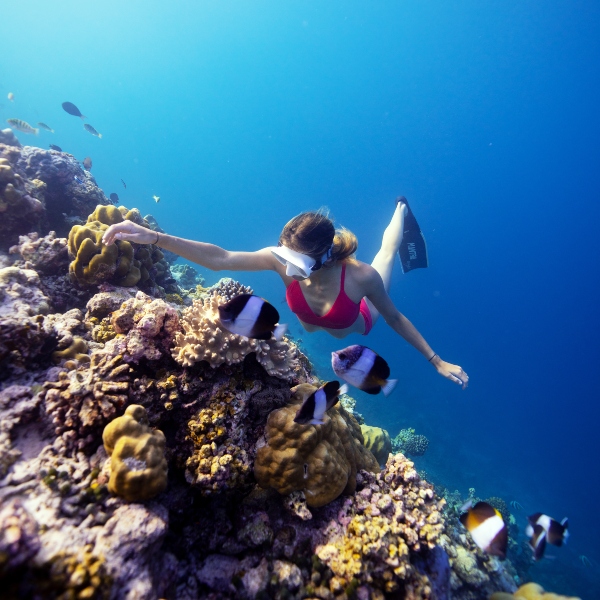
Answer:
[[2, 1, 599, 595]]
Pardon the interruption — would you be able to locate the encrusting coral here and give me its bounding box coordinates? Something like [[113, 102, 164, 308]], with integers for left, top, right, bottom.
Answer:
[[172, 292, 301, 381], [491, 582, 582, 600], [361, 424, 392, 466], [103, 404, 168, 502], [254, 382, 380, 507]]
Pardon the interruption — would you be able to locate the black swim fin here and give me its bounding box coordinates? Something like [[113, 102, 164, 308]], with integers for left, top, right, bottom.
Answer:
[[397, 196, 429, 273]]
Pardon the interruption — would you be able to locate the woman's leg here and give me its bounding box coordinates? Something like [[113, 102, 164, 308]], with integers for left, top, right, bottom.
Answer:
[[365, 200, 407, 325]]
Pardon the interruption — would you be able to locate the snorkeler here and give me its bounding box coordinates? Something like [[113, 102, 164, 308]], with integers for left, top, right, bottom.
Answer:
[[102, 199, 468, 388]]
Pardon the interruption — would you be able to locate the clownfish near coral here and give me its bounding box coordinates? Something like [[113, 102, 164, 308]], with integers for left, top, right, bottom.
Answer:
[[459, 500, 508, 559], [293, 380, 348, 425], [218, 293, 287, 340], [526, 512, 569, 561], [332, 344, 397, 396]]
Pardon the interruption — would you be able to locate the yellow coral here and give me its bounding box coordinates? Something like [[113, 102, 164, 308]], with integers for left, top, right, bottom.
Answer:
[[491, 582, 582, 600], [52, 336, 90, 364], [254, 383, 380, 508], [185, 384, 251, 492], [67, 204, 161, 287], [102, 404, 168, 502], [360, 425, 392, 466]]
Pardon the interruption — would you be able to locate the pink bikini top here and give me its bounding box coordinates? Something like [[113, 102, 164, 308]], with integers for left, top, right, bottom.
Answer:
[[286, 263, 361, 329]]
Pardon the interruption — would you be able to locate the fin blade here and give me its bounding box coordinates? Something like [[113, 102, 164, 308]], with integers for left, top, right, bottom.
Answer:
[[381, 379, 398, 397]]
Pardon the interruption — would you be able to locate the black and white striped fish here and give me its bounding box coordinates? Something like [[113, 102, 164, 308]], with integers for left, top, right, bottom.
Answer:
[[332, 345, 397, 396], [218, 294, 287, 341], [459, 500, 508, 559], [294, 381, 348, 425], [526, 513, 569, 561]]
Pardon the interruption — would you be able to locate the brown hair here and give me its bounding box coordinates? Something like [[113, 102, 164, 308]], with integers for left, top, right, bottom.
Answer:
[[279, 208, 358, 265]]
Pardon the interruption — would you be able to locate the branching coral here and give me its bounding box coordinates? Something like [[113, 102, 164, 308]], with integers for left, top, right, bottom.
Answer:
[[314, 454, 445, 596], [254, 382, 380, 507], [103, 404, 168, 502], [392, 427, 430, 456], [172, 293, 300, 381]]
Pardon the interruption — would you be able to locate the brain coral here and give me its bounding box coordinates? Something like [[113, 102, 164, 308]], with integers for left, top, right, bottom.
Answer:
[[172, 293, 300, 381], [67, 205, 170, 290], [361, 424, 392, 466], [103, 404, 168, 502], [254, 383, 380, 508]]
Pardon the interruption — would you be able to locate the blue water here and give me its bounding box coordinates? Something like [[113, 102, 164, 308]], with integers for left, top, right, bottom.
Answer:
[[3, 1, 599, 596]]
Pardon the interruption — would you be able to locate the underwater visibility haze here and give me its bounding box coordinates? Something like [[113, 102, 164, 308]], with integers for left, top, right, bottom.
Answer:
[[1, 0, 599, 598]]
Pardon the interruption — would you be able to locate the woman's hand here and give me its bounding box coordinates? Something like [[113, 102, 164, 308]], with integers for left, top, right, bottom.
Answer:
[[431, 356, 469, 389], [102, 220, 157, 246]]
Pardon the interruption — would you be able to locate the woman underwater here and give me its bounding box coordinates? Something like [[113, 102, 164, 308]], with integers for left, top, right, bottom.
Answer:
[[102, 198, 468, 388]]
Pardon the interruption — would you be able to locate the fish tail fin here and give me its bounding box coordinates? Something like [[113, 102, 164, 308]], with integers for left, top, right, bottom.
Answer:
[[338, 383, 349, 396], [34, 128, 39, 135], [381, 379, 398, 397], [273, 323, 288, 340], [98, 133, 103, 139], [80, 115, 87, 121]]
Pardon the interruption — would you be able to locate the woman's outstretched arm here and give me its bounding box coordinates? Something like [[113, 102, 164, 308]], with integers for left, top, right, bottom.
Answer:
[[362, 266, 469, 388], [102, 220, 278, 272]]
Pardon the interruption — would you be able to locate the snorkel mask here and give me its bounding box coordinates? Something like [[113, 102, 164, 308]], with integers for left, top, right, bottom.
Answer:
[[271, 244, 332, 279]]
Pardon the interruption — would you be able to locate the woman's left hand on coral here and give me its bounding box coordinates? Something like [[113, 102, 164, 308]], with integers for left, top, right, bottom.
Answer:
[[433, 358, 469, 389]]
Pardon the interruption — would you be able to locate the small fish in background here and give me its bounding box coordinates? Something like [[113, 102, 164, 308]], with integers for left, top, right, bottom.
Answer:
[[8, 92, 14, 102], [109, 192, 119, 203], [62, 101, 86, 120], [121, 179, 126, 189], [37, 122, 54, 133], [6, 119, 38, 134], [49, 144, 62, 152], [218, 294, 287, 341], [73, 175, 85, 185], [526, 513, 569, 561], [83, 123, 102, 138], [153, 195, 160, 203], [82, 156, 92, 170], [332, 345, 398, 396], [459, 500, 508, 559], [294, 381, 348, 425]]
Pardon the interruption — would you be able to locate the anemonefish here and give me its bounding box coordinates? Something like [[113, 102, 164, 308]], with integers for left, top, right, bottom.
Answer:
[[526, 513, 569, 561], [459, 500, 508, 559], [331, 345, 398, 396], [218, 294, 287, 341], [294, 381, 349, 425]]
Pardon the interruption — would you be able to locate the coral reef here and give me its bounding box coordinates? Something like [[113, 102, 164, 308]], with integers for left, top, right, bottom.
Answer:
[[360, 424, 392, 466], [103, 404, 168, 502], [170, 263, 205, 290], [68, 204, 174, 293], [9, 230, 69, 275], [173, 293, 301, 381], [254, 382, 380, 507], [392, 427, 430, 456], [42, 352, 132, 454], [104, 291, 180, 364]]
